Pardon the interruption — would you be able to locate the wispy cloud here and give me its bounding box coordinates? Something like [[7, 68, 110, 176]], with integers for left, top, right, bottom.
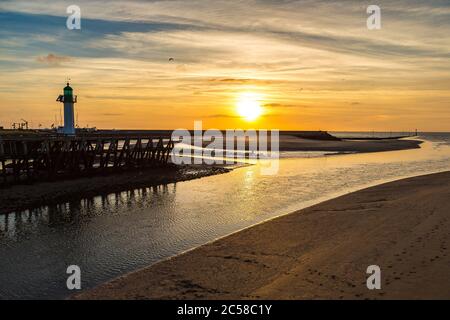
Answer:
[[36, 53, 73, 65], [99, 113, 125, 116], [207, 114, 240, 119]]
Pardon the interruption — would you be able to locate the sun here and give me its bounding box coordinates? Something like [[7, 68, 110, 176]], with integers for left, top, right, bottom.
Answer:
[[236, 93, 263, 121]]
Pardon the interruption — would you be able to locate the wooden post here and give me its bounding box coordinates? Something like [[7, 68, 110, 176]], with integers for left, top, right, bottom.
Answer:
[[0, 140, 5, 184], [142, 138, 153, 166], [1, 160, 6, 184], [155, 137, 163, 162], [0, 139, 5, 157], [115, 139, 129, 168]]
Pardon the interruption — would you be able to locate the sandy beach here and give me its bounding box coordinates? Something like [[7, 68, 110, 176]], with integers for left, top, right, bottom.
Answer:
[[75, 171, 450, 300]]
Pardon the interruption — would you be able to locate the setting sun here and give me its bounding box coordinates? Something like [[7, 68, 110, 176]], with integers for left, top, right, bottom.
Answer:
[[236, 93, 263, 121]]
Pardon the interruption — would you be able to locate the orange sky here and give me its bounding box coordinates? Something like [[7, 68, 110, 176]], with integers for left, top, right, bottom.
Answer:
[[0, 0, 449, 131]]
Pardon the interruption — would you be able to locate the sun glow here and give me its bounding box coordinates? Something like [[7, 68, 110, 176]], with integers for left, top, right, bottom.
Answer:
[[236, 93, 263, 121]]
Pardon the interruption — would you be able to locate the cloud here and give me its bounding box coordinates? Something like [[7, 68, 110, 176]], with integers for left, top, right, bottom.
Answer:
[[207, 114, 240, 119], [265, 103, 286, 108], [209, 78, 254, 83], [208, 78, 279, 85], [100, 113, 125, 116], [36, 53, 73, 65], [264, 103, 310, 109]]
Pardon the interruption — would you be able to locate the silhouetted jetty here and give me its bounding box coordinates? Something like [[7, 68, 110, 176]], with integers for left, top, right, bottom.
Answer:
[[0, 134, 174, 186]]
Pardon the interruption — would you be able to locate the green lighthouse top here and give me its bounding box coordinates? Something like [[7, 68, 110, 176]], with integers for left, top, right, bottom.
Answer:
[[56, 82, 77, 103], [64, 83, 73, 97]]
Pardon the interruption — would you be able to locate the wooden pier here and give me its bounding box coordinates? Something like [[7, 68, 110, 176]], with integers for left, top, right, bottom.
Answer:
[[0, 135, 174, 186]]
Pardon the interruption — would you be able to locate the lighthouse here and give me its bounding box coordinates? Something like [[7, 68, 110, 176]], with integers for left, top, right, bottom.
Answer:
[[56, 82, 77, 135]]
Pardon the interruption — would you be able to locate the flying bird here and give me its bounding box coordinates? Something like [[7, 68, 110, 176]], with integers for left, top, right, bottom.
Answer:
[[169, 58, 175, 62]]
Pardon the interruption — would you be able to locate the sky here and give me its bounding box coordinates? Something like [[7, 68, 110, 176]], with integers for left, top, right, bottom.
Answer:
[[0, 0, 449, 131]]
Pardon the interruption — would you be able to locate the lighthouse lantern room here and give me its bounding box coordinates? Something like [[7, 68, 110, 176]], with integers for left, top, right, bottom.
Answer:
[[56, 82, 77, 135]]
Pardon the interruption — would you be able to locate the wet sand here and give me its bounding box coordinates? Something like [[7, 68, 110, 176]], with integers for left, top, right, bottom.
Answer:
[[0, 165, 230, 215], [75, 171, 450, 300], [278, 135, 422, 152], [193, 135, 422, 153]]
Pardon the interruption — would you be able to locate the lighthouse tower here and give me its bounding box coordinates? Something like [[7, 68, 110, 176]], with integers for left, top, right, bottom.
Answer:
[[56, 82, 77, 135]]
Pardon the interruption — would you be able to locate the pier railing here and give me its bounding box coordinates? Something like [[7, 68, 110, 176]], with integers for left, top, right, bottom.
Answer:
[[0, 136, 174, 186]]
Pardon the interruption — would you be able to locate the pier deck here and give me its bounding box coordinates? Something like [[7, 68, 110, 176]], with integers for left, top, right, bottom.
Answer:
[[0, 135, 174, 186]]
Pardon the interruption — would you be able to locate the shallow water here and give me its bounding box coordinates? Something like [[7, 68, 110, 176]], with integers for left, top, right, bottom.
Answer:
[[0, 133, 449, 299]]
